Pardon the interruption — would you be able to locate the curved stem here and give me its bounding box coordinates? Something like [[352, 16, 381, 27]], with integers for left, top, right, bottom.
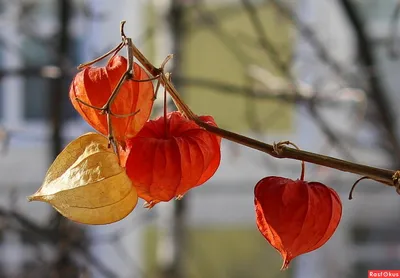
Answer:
[[349, 176, 371, 200], [110, 109, 140, 118], [75, 98, 105, 111], [131, 75, 161, 82]]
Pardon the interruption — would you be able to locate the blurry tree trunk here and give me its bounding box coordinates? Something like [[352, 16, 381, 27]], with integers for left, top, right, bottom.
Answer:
[[154, 1, 187, 278], [338, 0, 400, 167], [50, 0, 69, 159], [49, 1, 82, 277]]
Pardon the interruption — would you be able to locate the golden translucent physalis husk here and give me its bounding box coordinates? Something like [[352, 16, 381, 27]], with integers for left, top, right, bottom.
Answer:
[[27, 132, 138, 225]]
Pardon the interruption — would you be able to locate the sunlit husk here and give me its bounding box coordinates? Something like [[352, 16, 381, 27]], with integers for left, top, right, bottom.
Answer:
[[125, 112, 221, 207], [254, 176, 342, 270], [28, 133, 138, 225], [69, 55, 154, 146]]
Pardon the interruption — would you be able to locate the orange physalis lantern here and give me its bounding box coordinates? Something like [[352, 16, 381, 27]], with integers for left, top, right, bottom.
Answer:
[[69, 55, 154, 146], [254, 176, 342, 270], [125, 111, 221, 207]]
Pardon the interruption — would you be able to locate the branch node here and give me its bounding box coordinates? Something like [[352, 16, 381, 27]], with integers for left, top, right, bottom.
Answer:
[[273, 140, 289, 157], [393, 171, 400, 194], [273, 141, 305, 180]]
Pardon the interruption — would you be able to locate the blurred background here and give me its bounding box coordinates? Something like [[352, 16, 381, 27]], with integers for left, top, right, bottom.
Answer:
[[0, 0, 399, 277]]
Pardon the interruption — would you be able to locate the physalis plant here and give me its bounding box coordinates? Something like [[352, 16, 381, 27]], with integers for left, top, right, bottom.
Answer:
[[28, 22, 342, 270]]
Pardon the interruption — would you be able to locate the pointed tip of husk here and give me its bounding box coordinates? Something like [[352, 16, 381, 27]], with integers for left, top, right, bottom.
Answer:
[[280, 258, 291, 271], [27, 193, 52, 203], [175, 194, 184, 200], [143, 202, 154, 209], [27, 194, 40, 202]]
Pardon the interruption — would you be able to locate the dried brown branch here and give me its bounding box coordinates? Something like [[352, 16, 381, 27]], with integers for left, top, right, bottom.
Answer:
[[111, 21, 400, 192]]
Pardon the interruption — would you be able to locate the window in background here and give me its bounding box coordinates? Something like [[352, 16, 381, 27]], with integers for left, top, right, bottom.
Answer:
[[22, 33, 51, 120], [351, 224, 400, 278], [20, 0, 81, 122], [22, 38, 80, 121], [356, 0, 397, 23]]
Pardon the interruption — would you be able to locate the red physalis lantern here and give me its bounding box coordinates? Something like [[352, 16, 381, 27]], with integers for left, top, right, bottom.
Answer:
[[125, 111, 221, 207], [254, 176, 342, 270], [69, 55, 154, 146]]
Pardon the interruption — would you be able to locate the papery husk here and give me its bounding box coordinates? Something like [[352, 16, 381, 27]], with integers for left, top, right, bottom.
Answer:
[[28, 132, 138, 225]]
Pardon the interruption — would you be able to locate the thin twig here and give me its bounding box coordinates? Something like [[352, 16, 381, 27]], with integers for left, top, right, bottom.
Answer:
[[175, 76, 350, 107], [235, 4, 351, 162], [239, 0, 357, 161], [269, 0, 351, 81], [338, 0, 400, 167], [240, 0, 289, 73], [349, 176, 371, 200], [77, 42, 124, 70]]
